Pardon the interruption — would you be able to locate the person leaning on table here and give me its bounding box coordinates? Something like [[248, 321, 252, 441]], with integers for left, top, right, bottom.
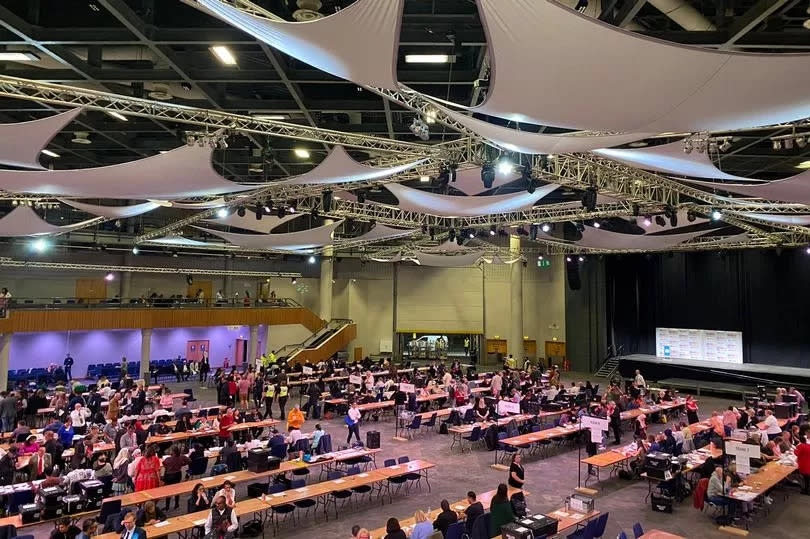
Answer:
[[205, 494, 239, 539]]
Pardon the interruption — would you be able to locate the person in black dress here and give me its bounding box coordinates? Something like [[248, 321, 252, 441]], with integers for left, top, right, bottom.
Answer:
[[508, 453, 525, 489]]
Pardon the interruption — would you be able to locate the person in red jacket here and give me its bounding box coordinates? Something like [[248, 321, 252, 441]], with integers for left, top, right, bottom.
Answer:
[[794, 427, 810, 495], [218, 409, 234, 442]]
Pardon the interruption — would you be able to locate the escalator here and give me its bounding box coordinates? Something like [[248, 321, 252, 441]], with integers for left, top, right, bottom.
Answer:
[[278, 319, 357, 366]]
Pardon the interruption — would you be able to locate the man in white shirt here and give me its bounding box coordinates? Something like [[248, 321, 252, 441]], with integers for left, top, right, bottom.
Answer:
[[70, 403, 91, 435], [760, 409, 782, 440], [633, 370, 646, 389], [205, 495, 238, 538], [346, 403, 362, 444], [442, 371, 452, 388]]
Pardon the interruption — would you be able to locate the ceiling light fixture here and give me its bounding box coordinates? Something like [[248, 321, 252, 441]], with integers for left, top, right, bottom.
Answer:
[[796, 160, 810, 170], [497, 158, 514, 175], [541, 223, 551, 233], [216, 208, 229, 219], [31, 238, 48, 253], [405, 54, 452, 64], [712, 209, 723, 221], [41, 149, 60, 158], [0, 52, 39, 61], [132, 246, 140, 255], [210, 45, 237, 65], [593, 221, 601, 228], [105, 272, 115, 281], [308, 255, 316, 264], [294, 148, 310, 158], [105, 110, 128, 122], [419, 175, 430, 183], [252, 114, 288, 121]]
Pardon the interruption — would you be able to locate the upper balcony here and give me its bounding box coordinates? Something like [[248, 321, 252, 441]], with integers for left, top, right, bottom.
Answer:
[[0, 297, 325, 333]]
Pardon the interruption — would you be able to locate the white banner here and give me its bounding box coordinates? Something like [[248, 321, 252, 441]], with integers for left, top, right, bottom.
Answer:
[[349, 375, 363, 385], [497, 400, 520, 415], [302, 366, 313, 375], [399, 383, 415, 394], [581, 416, 609, 433]]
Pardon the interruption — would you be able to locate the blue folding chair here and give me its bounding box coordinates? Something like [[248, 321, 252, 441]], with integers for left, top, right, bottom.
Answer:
[[633, 523, 644, 538], [591, 512, 609, 539]]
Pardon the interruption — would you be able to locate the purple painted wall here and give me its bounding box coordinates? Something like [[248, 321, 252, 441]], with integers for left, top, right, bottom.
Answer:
[[9, 325, 263, 376]]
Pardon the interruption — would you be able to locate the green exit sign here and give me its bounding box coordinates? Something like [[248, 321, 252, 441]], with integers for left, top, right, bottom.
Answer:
[[537, 259, 551, 268]]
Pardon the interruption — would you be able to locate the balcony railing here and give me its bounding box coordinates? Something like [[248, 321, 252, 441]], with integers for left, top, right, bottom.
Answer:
[[0, 296, 302, 311]]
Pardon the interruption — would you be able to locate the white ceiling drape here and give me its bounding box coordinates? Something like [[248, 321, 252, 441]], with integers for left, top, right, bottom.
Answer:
[[203, 211, 301, 234], [386, 182, 558, 217], [191, 0, 402, 90], [0, 108, 82, 170], [684, 170, 810, 204], [573, 225, 708, 249], [0, 145, 257, 199], [58, 199, 161, 218], [0, 206, 96, 237], [195, 220, 344, 251], [469, 0, 810, 132], [280, 146, 423, 185]]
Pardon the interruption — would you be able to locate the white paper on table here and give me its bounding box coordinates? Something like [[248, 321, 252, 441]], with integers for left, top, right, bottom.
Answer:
[[225, 475, 236, 480], [359, 473, 369, 477], [201, 477, 214, 481], [272, 492, 285, 497], [296, 487, 308, 492], [333, 479, 345, 483], [154, 521, 170, 528], [193, 519, 207, 526]]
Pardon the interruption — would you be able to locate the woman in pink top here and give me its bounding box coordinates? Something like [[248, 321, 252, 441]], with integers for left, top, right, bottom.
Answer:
[[709, 411, 725, 437], [20, 435, 39, 454], [159, 389, 173, 410]]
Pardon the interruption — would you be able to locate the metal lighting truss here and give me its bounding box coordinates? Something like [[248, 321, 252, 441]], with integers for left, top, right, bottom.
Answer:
[[0, 257, 301, 277], [0, 75, 446, 156]]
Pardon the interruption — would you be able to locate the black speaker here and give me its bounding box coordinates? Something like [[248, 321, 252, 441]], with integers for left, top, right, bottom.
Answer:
[[322, 190, 333, 212], [566, 258, 581, 290], [366, 431, 380, 449]]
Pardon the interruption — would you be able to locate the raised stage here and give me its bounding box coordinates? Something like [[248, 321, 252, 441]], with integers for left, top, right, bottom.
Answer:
[[618, 354, 810, 395]]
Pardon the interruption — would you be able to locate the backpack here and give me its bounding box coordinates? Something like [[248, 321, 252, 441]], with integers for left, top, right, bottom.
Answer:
[[484, 425, 498, 451], [240, 517, 263, 537], [510, 492, 527, 518], [210, 463, 228, 476], [439, 422, 449, 435]]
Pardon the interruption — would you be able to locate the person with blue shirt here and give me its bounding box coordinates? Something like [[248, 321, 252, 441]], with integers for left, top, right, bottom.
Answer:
[[58, 418, 75, 448], [409, 510, 434, 539], [311, 424, 326, 452]]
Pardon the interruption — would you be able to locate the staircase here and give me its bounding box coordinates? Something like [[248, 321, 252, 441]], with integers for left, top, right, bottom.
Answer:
[[279, 319, 357, 366], [594, 356, 621, 379]]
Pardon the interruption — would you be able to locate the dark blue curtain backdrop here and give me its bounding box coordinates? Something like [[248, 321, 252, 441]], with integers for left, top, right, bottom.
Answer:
[[605, 249, 810, 368]]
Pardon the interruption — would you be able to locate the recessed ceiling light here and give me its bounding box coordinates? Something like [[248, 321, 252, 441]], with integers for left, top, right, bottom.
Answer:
[[405, 54, 453, 64], [0, 52, 39, 61], [252, 114, 288, 121], [294, 148, 310, 158], [41, 149, 60, 158], [210, 45, 237, 65], [105, 110, 128, 122], [159, 150, 168, 154], [796, 160, 810, 170]]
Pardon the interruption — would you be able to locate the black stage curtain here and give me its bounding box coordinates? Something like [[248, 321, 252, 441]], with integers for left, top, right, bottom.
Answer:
[[605, 249, 810, 368]]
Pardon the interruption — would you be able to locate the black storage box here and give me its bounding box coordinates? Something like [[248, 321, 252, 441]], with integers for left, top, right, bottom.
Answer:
[[651, 494, 673, 513], [63, 494, 85, 514], [501, 522, 532, 539], [266, 456, 281, 470], [40, 486, 65, 507], [247, 448, 270, 473], [782, 394, 798, 404], [774, 402, 796, 419], [645, 452, 673, 480], [80, 480, 104, 510], [247, 482, 268, 498], [541, 402, 564, 412], [20, 503, 40, 524], [366, 430, 380, 449], [525, 514, 559, 537], [41, 504, 65, 519]]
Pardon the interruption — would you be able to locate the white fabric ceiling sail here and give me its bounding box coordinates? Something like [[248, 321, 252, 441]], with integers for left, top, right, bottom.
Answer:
[[436, 103, 650, 154], [346, 223, 417, 243], [451, 166, 521, 196], [280, 146, 424, 185], [202, 211, 301, 234], [151, 198, 228, 209], [386, 182, 558, 217], [192, 0, 401, 90], [594, 140, 749, 180], [0, 206, 96, 237], [574, 225, 707, 250], [0, 108, 82, 170], [195, 220, 344, 250], [0, 145, 257, 199], [683, 170, 810, 204], [147, 235, 225, 247], [738, 212, 810, 226], [473, 0, 810, 132], [58, 199, 161, 219], [413, 251, 483, 267]]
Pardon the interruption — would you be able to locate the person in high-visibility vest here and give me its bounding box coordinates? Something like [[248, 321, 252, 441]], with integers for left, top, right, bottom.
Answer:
[[268, 350, 277, 366], [277, 383, 289, 418], [263, 383, 276, 419], [261, 354, 269, 371], [464, 337, 471, 358]]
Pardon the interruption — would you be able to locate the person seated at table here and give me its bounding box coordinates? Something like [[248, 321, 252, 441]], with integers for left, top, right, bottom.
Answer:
[[455, 491, 484, 534], [76, 518, 98, 539], [213, 479, 236, 508], [760, 409, 783, 441], [136, 500, 167, 527], [49, 517, 80, 539], [188, 482, 210, 512], [431, 499, 458, 538], [791, 424, 802, 446], [57, 417, 75, 448], [779, 430, 795, 454], [310, 424, 326, 452], [661, 429, 678, 454], [93, 453, 113, 479], [174, 414, 192, 433], [408, 510, 434, 539], [382, 518, 406, 539], [764, 440, 781, 460], [175, 399, 191, 419], [707, 466, 733, 509], [20, 434, 39, 454], [268, 428, 286, 450], [12, 419, 31, 441], [189, 442, 205, 462], [472, 397, 489, 422]]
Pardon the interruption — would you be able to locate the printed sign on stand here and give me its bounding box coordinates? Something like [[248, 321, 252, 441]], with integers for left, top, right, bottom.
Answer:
[[399, 383, 415, 394], [581, 416, 609, 444], [349, 375, 363, 385], [497, 400, 521, 415], [302, 366, 313, 375], [726, 440, 761, 474]]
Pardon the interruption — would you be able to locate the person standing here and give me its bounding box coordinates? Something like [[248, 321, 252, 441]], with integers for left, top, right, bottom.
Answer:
[[0, 392, 17, 434], [508, 453, 525, 489], [685, 395, 699, 424], [133, 445, 162, 492], [263, 382, 276, 419], [633, 369, 646, 389], [63, 354, 74, 381], [463, 337, 470, 358], [346, 402, 361, 444], [608, 402, 622, 445], [795, 428, 810, 495], [277, 382, 289, 418], [119, 357, 128, 382], [200, 352, 210, 387], [490, 371, 503, 399]]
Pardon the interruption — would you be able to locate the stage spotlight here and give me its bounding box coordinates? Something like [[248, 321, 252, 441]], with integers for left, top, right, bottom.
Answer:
[[719, 139, 732, 152], [489, 225, 497, 236], [310, 208, 319, 219], [436, 166, 450, 186], [186, 275, 193, 286], [578, 256, 585, 262], [456, 235, 464, 246], [711, 209, 723, 221], [277, 206, 285, 218], [308, 255, 316, 264], [687, 210, 697, 222], [357, 191, 366, 204], [429, 227, 435, 240], [521, 165, 535, 194], [131, 246, 140, 255], [529, 224, 538, 240], [288, 204, 296, 213], [481, 163, 495, 189], [255, 206, 263, 220], [216, 208, 229, 219], [263, 200, 273, 214], [785, 138, 795, 150], [237, 206, 246, 217], [31, 238, 48, 253], [537, 255, 544, 260], [655, 215, 666, 227], [566, 256, 572, 262], [581, 187, 598, 211], [574, 222, 585, 233], [497, 158, 514, 175], [632, 203, 640, 217], [642, 216, 652, 227], [321, 190, 334, 213], [449, 163, 458, 182], [670, 212, 678, 227], [806, 246, 810, 255], [541, 223, 551, 233], [468, 229, 475, 239], [797, 137, 807, 149], [105, 272, 115, 281], [291, 277, 297, 284], [773, 139, 782, 151], [593, 221, 601, 228]]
